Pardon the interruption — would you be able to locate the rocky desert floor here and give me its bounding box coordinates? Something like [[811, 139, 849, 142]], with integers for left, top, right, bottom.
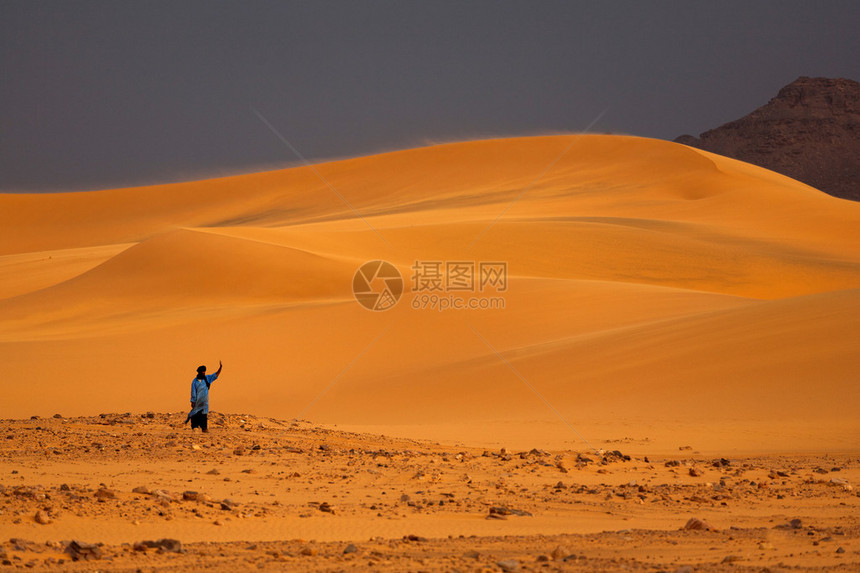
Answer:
[[0, 412, 857, 572]]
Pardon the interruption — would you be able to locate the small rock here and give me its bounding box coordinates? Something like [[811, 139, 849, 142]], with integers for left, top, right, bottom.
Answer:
[[53, 413, 62, 419], [300, 546, 317, 556], [132, 486, 150, 495], [464, 550, 480, 559], [722, 555, 742, 562], [34, 510, 52, 525], [94, 488, 117, 500], [233, 447, 245, 456], [157, 538, 182, 553], [343, 543, 358, 554], [683, 517, 715, 531], [689, 467, 703, 477], [207, 468, 220, 475], [191, 444, 201, 451], [789, 518, 803, 529], [497, 559, 520, 572], [220, 499, 237, 511], [65, 540, 102, 561], [135, 539, 182, 553], [151, 489, 174, 504], [319, 501, 334, 513], [551, 545, 570, 560], [836, 547, 845, 554]]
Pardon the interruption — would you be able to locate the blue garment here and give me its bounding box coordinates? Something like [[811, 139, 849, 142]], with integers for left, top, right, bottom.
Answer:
[[189, 372, 219, 416]]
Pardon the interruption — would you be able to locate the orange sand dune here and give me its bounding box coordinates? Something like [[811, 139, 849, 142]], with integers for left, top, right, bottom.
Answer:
[[1, 135, 858, 454]]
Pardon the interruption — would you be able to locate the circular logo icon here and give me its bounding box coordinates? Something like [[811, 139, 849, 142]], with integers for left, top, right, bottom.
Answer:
[[352, 260, 403, 311]]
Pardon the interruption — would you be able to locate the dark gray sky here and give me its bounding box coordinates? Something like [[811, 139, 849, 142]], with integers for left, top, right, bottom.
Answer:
[[2, 1, 859, 192]]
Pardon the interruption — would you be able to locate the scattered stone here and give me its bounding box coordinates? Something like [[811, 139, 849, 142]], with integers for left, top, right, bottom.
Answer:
[[486, 512, 507, 520], [34, 510, 52, 525], [151, 489, 175, 504], [132, 486, 150, 495], [94, 488, 117, 500], [722, 555, 742, 562], [683, 517, 715, 531], [65, 540, 102, 561], [836, 547, 845, 554], [689, 467, 703, 477], [551, 545, 570, 560], [207, 468, 220, 475], [489, 506, 532, 517], [134, 539, 182, 553], [829, 478, 852, 491], [53, 413, 62, 419], [497, 559, 520, 572], [665, 460, 681, 467], [145, 411, 155, 418], [220, 499, 237, 511], [403, 534, 427, 542], [464, 550, 480, 559], [343, 543, 358, 554], [300, 546, 318, 556], [233, 447, 245, 456]]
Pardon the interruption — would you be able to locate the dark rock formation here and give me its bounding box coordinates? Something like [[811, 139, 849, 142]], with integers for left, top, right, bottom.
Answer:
[[675, 77, 860, 201]]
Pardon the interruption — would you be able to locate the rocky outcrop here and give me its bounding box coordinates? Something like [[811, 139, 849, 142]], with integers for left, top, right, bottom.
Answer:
[[675, 77, 860, 201]]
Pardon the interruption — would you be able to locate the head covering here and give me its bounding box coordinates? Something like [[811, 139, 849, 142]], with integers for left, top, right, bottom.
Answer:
[[197, 365, 206, 373]]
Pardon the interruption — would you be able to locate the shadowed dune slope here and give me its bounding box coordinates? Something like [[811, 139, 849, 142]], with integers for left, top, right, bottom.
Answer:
[[0, 135, 858, 452]]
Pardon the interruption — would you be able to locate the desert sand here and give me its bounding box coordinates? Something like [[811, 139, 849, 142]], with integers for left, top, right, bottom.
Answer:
[[0, 134, 858, 570]]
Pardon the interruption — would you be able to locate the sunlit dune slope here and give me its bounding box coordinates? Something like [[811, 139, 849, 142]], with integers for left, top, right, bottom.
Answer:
[[0, 135, 858, 452]]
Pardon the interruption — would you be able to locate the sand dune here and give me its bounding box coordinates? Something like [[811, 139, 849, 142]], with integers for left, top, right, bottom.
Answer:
[[1, 135, 859, 454]]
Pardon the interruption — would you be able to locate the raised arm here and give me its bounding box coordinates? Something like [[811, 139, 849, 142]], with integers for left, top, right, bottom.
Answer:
[[215, 360, 223, 377]]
